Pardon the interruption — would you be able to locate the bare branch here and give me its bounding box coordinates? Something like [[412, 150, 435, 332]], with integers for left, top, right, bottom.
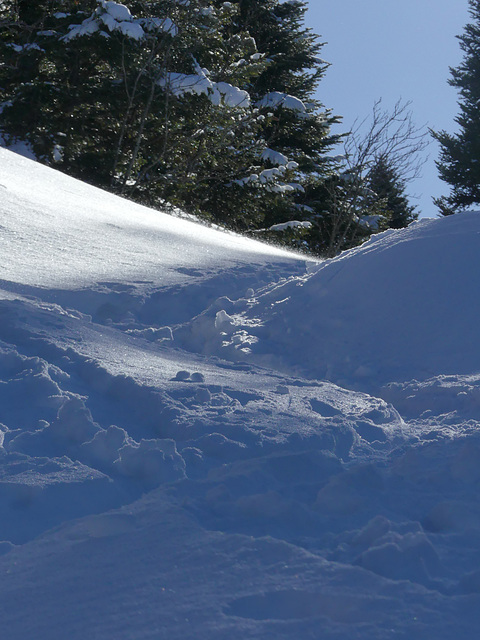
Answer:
[[344, 98, 430, 184]]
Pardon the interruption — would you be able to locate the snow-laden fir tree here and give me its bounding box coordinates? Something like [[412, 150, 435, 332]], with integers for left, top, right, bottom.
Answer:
[[0, 1, 291, 226], [218, 0, 341, 238], [0, 0, 343, 242]]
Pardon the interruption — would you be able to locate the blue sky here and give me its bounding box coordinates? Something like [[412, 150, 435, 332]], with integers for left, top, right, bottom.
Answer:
[[305, 1, 471, 218]]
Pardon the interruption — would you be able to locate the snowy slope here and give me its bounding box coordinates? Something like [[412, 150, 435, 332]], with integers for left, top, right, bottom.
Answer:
[[175, 212, 480, 389], [1, 147, 480, 639]]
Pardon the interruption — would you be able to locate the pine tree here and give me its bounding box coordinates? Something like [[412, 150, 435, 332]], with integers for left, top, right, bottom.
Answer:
[[236, 0, 340, 186], [0, 1, 272, 218], [433, 0, 480, 214], [0, 0, 341, 243], [366, 155, 418, 229], [213, 0, 341, 243]]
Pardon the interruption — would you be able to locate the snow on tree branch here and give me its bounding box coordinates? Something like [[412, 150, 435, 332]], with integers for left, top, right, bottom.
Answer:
[[63, 1, 178, 42]]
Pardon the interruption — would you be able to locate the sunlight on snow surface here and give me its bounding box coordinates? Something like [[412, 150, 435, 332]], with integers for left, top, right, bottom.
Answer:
[[1, 147, 480, 638]]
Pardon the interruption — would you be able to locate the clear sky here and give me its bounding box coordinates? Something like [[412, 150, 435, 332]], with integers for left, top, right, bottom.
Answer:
[[305, 0, 471, 218]]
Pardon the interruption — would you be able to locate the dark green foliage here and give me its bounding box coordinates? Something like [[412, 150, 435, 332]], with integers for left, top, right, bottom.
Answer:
[[1, 0, 401, 256], [294, 173, 379, 258], [365, 155, 418, 229], [433, 0, 480, 214], [228, 0, 326, 99], [1, 1, 267, 203], [224, 0, 340, 172], [0, 0, 343, 242]]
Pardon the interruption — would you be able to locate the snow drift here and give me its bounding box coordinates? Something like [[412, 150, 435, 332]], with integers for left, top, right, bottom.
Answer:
[[1, 146, 480, 639], [176, 211, 480, 389]]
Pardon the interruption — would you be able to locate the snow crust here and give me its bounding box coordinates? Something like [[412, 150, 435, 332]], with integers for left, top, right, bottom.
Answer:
[[1, 147, 480, 638]]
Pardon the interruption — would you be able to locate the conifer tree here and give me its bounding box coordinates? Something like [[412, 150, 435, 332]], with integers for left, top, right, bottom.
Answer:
[[230, 0, 340, 189], [0, 0, 275, 227], [212, 0, 341, 244], [0, 0, 341, 240], [366, 155, 418, 229], [433, 0, 480, 214]]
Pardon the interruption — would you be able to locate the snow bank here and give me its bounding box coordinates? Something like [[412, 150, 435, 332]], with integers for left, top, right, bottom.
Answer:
[[0, 146, 301, 290], [179, 213, 480, 390]]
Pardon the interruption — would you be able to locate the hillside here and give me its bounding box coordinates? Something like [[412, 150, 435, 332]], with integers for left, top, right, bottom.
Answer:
[[1, 147, 480, 639]]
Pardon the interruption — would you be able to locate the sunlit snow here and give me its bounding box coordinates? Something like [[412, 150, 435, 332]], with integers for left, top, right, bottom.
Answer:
[[257, 90, 307, 113], [1, 147, 480, 639]]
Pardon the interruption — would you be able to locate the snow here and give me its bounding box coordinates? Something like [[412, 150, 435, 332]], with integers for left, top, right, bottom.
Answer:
[[64, 1, 149, 42], [115, 20, 144, 39], [101, 1, 132, 22], [140, 16, 178, 36], [159, 72, 250, 108], [1, 146, 480, 638], [268, 220, 313, 231], [260, 147, 289, 166], [211, 81, 250, 108], [63, 16, 100, 40], [257, 91, 307, 113], [9, 42, 43, 52], [232, 164, 298, 192]]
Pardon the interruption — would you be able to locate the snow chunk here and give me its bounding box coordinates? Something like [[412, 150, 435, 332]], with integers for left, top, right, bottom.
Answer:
[[174, 370, 191, 381], [114, 439, 186, 486], [212, 82, 250, 108], [159, 72, 213, 98], [81, 425, 128, 469], [269, 221, 312, 232], [53, 145, 63, 163], [48, 397, 100, 446], [116, 21, 144, 39], [215, 309, 235, 333], [159, 73, 250, 107], [261, 148, 289, 166], [257, 91, 306, 113], [98, 11, 118, 31], [63, 17, 100, 40], [9, 43, 43, 52], [101, 1, 132, 22], [64, 2, 146, 41]]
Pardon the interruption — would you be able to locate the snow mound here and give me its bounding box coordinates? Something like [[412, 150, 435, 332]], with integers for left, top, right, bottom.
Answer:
[[177, 213, 480, 389]]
